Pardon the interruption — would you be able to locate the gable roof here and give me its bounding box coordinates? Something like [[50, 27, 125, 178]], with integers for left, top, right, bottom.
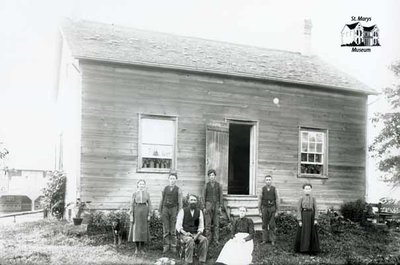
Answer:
[[363, 25, 377, 31], [61, 19, 376, 95], [345, 22, 360, 30]]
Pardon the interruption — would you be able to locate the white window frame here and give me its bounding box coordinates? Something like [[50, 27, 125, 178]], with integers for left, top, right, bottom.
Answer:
[[298, 127, 328, 179], [137, 114, 178, 173]]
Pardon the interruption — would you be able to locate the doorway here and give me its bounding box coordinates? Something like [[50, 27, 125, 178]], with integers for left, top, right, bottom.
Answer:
[[228, 122, 256, 195]]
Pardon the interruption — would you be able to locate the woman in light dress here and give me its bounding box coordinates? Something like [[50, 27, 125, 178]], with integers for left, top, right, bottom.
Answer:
[[128, 179, 152, 255]]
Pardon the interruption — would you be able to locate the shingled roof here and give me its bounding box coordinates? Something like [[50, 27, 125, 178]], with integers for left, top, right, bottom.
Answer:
[[61, 19, 376, 95]]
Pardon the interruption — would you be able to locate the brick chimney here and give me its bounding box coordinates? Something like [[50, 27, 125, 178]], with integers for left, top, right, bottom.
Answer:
[[303, 19, 313, 56]]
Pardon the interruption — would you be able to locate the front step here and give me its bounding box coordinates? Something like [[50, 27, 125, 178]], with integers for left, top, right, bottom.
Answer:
[[223, 195, 262, 231]]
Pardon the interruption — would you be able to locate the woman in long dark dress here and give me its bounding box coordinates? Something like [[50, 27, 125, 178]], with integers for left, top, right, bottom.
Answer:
[[294, 183, 320, 254], [128, 179, 152, 255]]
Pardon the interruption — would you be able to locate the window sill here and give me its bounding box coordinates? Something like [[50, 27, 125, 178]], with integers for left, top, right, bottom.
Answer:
[[137, 168, 173, 173], [297, 174, 328, 179]]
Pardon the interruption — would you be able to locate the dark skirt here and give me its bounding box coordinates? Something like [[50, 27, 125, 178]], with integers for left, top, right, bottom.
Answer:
[[128, 204, 150, 242], [294, 210, 320, 253]]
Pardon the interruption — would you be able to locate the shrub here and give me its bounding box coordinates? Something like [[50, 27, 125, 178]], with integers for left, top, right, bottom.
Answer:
[[275, 212, 298, 235], [87, 210, 130, 235], [42, 171, 66, 219], [107, 210, 130, 227], [87, 211, 111, 235], [340, 199, 366, 222], [87, 209, 164, 248]]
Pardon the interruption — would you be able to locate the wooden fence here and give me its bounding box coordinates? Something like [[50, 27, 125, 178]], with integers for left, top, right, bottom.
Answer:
[[0, 209, 44, 223]]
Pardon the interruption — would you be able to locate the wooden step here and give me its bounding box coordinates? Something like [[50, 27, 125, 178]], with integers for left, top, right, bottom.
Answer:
[[224, 195, 259, 208], [229, 207, 259, 216], [223, 196, 263, 230], [224, 195, 331, 213]]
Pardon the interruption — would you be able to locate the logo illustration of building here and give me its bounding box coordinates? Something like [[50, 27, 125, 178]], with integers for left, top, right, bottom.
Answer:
[[341, 22, 380, 46]]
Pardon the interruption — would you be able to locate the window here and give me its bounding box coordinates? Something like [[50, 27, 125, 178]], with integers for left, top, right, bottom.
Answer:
[[138, 114, 177, 172], [299, 128, 328, 178]]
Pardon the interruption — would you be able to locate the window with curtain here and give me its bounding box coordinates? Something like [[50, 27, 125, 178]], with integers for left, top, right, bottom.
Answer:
[[138, 115, 177, 172]]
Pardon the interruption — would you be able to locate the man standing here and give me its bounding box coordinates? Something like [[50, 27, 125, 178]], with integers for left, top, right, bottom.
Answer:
[[176, 195, 208, 265], [202, 169, 223, 244], [159, 171, 183, 253], [258, 175, 279, 245]]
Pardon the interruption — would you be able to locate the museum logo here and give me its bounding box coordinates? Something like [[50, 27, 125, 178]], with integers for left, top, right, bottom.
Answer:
[[341, 16, 380, 52]]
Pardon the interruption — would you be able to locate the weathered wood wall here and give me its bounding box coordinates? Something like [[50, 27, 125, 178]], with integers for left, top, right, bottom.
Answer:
[[79, 60, 367, 211]]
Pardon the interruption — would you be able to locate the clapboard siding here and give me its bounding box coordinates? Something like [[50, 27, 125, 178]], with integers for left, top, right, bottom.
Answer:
[[79, 61, 366, 211]]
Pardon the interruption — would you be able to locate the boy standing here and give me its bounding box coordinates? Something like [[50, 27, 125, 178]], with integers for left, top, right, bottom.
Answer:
[[202, 169, 223, 244], [258, 175, 279, 245], [159, 171, 183, 253]]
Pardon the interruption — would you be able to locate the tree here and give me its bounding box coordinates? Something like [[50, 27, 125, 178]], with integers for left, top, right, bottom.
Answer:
[[42, 171, 66, 219], [369, 60, 400, 187]]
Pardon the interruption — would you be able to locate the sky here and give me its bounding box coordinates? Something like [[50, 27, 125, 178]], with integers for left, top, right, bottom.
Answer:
[[0, 0, 399, 201]]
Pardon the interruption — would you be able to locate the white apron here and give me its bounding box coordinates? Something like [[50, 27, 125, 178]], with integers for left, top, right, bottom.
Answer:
[[216, 232, 253, 265]]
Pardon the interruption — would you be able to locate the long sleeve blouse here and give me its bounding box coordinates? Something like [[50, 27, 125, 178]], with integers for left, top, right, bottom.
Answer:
[[297, 195, 318, 220], [231, 217, 255, 241], [130, 190, 152, 218]]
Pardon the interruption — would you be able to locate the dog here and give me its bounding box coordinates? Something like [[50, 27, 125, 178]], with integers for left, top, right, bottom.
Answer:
[[111, 218, 128, 245]]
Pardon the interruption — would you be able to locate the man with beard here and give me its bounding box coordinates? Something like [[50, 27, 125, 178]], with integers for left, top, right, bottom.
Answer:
[[176, 194, 208, 265]]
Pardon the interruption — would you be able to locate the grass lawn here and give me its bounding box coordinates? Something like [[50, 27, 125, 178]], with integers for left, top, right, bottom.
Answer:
[[1, 218, 400, 265]]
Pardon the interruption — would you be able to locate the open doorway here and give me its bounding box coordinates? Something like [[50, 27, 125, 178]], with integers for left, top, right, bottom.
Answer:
[[228, 123, 253, 195]]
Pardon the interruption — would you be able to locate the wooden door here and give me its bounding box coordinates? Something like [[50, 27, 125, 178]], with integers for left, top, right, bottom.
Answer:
[[205, 121, 229, 194]]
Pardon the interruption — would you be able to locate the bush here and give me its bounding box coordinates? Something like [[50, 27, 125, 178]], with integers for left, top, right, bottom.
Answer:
[[275, 212, 298, 235], [340, 199, 366, 222], [87, 209, 164, 248], [87, 210, 130, 235], [87, 211, 111, 235], [42, 171, 66, 219]]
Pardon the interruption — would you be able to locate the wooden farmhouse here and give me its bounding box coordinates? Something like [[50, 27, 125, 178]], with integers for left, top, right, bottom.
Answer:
[[56, 20, 376, 228]]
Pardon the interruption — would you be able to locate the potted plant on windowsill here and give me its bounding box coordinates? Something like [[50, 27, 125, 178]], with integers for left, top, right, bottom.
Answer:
[[71, 198, 91, 225]]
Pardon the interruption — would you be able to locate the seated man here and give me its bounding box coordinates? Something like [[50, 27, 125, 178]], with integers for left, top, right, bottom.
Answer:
[[176, 194, 208, 265], [216, 206, 255, 265]]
